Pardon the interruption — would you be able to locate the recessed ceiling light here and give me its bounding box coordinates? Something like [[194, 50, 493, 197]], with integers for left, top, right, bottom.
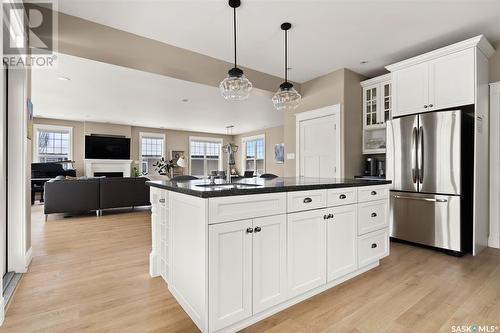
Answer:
[[58, 76, 71, 81], [360, 61, 368, 65], [182, 99, 189, 102]]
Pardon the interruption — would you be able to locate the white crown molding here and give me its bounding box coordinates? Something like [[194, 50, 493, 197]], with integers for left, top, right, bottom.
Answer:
[[361, 73, 391, 87], [386, 35, 495, 72]]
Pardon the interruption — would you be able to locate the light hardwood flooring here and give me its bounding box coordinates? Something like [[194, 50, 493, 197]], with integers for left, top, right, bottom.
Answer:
[[1, 205, 499, 332]]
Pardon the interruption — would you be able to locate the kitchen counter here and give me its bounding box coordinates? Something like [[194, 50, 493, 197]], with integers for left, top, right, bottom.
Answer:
[[146, 177, 391, 198], [149, 178, 391, 332]]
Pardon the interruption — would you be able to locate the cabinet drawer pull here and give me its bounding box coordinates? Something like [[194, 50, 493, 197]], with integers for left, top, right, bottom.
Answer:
[[371, 212, 377, 218], [429, 104, 434, 107], [246, 227, 254, 234], [303, 197, 312, 203], [339, 194, 347, 199], [371, 243, 378, 248], [254, 226, 261, 233], [159, 198, 166, 203], [371, 191, 377, 196], [424, 105, 428, 109]]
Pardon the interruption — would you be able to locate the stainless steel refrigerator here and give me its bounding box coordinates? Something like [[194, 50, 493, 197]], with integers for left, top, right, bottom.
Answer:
[[386, 109, 473, 254]]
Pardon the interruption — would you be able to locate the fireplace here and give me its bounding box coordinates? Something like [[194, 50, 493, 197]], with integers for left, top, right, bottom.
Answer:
[[84, 159, 132, 177], [94, 172, 124, 178]]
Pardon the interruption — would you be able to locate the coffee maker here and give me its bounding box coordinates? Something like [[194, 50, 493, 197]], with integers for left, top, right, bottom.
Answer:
[[364, 157, 377, 176]]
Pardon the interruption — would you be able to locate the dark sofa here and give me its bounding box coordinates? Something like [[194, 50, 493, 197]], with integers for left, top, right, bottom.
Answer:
[[44, 177, 151, 220]]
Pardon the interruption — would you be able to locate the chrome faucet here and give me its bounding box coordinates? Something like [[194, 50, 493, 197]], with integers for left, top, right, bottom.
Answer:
[[223, 143, 238, 184]]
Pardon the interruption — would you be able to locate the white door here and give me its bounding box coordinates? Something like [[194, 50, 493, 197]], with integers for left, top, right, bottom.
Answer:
[[252, 214, 287, 314], [430, 48, 475, 111], [209, 220, 253, 331], [299, 114, 338, 178], [392, 62, 429, 117], [327, 204, 358, 281], [0, 65, 6, 279], [287, 209, 326, 298]]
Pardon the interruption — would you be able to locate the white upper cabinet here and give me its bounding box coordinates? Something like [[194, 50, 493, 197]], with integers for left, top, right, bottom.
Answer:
[[430, 48, 475, 110], [387, 35, 495, 118], [362, 74, 392, 129], [392, 62, 429, 117]]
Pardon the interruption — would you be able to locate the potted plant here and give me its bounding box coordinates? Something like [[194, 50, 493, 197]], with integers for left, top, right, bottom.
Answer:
[[153, 157, 176, 176]]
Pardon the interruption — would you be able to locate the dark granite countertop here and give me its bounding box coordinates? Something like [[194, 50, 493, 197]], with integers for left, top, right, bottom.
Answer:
[[146, 177, 391, 198]]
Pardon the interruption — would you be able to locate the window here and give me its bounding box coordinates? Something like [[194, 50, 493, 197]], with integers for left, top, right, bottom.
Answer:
[[242, 135, 265, 176], [33, 125, 73, 163], [189, 137, 222, 177], [139, 133, 165, 175]]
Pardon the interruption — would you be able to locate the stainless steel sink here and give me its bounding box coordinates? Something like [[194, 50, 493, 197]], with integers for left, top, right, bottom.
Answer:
[[196, 183, 262, 189]]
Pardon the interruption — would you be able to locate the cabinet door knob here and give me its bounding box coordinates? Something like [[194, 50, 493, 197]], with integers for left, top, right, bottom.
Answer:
[[371, 191, 377, 195], [329, 213, 334, 219], [371, 243, 378, 248], [424, 105, 428, 108], [246, 227, 254, 234], [254, 226, 261, 233], [429, 104, 434, 107], [303, 197, 312, 203], [339, 194, 347, 199], [371, 212, 377, 218], [159, 198, 166, 203], [323, 215, 328, 220]]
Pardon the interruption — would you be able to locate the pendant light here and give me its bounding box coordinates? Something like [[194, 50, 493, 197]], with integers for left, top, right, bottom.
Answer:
[[219, 0, 253, 101], [272, 22, 301, 111]]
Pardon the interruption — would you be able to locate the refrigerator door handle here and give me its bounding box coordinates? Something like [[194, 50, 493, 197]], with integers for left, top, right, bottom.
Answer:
[[417, 126, 424, 184], [393, 195, 448, 203], [411, 127, 418, 183]]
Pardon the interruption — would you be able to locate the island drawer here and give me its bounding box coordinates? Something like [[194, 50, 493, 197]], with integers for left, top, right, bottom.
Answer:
[[358, 185, 389, 202], [327, 187, 358, 207], [358, 228, 389, 267], [208, 192, 286, 224], [287, 190, 327, 213], [357, 199, 389, 235]]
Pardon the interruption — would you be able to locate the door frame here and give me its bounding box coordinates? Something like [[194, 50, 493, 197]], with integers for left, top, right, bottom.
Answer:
[[295, 104, 342, 178]]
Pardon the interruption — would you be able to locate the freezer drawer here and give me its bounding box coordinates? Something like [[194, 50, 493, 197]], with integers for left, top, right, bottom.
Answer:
[[390, 191, 461, 251]]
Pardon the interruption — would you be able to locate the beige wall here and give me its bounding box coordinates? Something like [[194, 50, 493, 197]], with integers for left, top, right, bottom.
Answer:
[[233, 126, 285, 177], [33, 117, 233, 177], [283, 68, 365, 178], [491, 41, 500, 83]]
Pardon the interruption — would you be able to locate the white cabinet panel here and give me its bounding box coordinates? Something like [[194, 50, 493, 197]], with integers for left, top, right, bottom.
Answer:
[[287, 189, 327, 213], [327, 187, 358, 207], [327, 204, 358, 281], [358, 185, 389, 203], [253, 215, 287, 314], [357, 200, 389, 235], [430, 48, 475, 110], [209, 220, 253, 331], [392, 62, 429, 117], [358, 228, 390, 267], [208, 193, 286, 224], [287, 209, 326, 298]]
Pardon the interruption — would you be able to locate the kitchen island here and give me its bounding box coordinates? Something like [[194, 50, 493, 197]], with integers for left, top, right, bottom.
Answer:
[[147, 177, 391, 333]]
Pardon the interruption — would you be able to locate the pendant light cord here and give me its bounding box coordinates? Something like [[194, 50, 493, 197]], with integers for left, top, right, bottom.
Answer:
[[233, 7, 237, 68], [284, 28, 288, 83]]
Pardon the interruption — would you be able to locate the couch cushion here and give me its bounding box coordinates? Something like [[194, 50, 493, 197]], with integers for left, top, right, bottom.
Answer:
[[99, 178, 136, 209], [44, 179, 100, 214]]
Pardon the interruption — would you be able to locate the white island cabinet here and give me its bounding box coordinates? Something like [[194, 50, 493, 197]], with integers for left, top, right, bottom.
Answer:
[[149, 180, 390, 333]]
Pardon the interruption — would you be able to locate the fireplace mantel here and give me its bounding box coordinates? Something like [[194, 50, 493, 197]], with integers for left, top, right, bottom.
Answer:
[[84, 159, 132, 177]]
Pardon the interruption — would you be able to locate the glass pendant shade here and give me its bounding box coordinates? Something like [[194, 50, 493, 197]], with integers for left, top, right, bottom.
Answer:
[[220, 68, 253, 101], [272, 82, 301, 111]]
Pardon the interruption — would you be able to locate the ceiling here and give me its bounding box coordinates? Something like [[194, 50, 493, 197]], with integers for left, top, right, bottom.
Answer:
[[32, 53, 283, 135], [56, 0, 500, 83]]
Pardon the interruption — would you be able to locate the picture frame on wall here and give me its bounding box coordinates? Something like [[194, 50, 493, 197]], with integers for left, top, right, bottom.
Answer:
[[274, 143, 284, 164]]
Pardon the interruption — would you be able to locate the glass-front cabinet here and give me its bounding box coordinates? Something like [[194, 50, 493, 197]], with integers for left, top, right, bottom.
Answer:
[[361, 74, 392, 154]]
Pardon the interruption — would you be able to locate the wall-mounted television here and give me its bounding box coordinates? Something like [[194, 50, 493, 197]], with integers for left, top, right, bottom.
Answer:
[[85, 135, 130, 160]]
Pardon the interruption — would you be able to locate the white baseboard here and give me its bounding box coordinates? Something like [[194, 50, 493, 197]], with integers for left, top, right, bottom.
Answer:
[[488, 235, 500, 249], [149, 252, 159, 277]]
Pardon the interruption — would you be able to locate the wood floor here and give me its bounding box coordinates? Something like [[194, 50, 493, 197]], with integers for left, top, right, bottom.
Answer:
[[1, 206, 500, 333]]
